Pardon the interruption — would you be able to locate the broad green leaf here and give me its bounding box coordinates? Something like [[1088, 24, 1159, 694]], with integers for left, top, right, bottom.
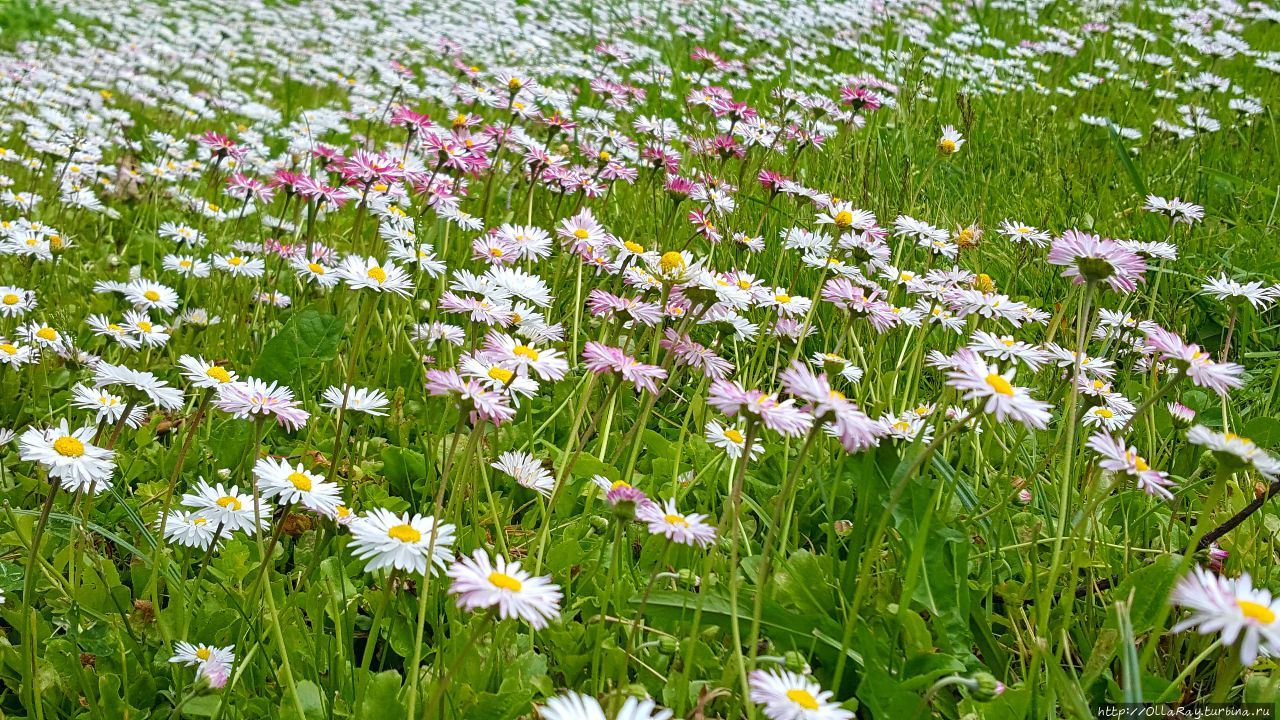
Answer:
[[251, 308, 342, 386], [358, 670, 406, 717]]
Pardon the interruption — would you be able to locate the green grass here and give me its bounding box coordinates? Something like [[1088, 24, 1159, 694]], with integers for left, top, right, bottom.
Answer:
[[0, 0, 1279, 718]]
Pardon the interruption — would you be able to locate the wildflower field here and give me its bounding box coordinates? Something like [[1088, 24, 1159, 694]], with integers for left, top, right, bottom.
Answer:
[[1, 0, 1280, 717]]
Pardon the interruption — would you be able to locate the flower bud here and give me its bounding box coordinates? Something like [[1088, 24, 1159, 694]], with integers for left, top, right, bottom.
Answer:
[[967, 672, 1005, 702], [784, 650, 810, 674]]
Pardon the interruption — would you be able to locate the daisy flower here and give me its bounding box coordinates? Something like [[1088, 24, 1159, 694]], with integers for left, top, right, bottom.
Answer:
[[1082, 405, 1129, 432], [18, 321, 69, 352], [581, 342, 668, 394], [70, 384, 147, 427], [0, 286, 36, 316], [1086, 433, 1176, 499], [815, 201, 872, 231], [1144, 327, 1243, 397], [161, 511, 228, 551], [292, 256, 341, 287], [1046, 229, 1146, 293], [1172, 567, 1280, 665], [748, 668, 853, 720], [320, 385, 390, 416], [214, 377, 310, 431], [178, 355, 238, 388], [213, 253, 265, 278], [1143, 194, 1204, 225], [539, 692, 672, 720], [1168, 402, 1196, 427], [348, 508, 455, 575], [637, 498, 717, 547], [1202, 274, 1275, 311], [997, 220, 1050, 247], [94, 361, 186, 410], [253, 457, 343, 517], [181, 479, 269, 534], [1187, 426, 1280, 478], [335, 256, 414, 297], [124, 280, 180, 313], [0, 338, 37, 366], [18, 420, 115, 493], [425, 368, 517, 425], [937, 125, 965, 155], [778, 361, 883, 452], [448, 550, 562, 629], [708, 378, 813, 438], [705, 419, 764, 459], [492, 451, 555, 497], [482, 331, 569, 380], [169, 642, 235, 689], [945, 349, 1053, 429]]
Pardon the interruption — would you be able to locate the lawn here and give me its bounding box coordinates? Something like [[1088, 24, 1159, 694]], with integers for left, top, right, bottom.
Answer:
[[1, 0, 1279, 718]]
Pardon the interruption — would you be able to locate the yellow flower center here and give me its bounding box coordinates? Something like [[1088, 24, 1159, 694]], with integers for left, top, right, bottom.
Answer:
[[939, 139, 957, 153], [336, 505, 351, 518], [367, 266, 387, 283], [36, 327, 57, 341], [287, 472, 312, 491], [0, 343, 16, 354], [53, 436, 85, 457], [624, 240, 645, 253], [610, 480, 632, 490], [227, 256, 243, 266], [206, 367, 231, 383], [834, 210, 853, 227], [2, 293, 18, 305], [489, 247, 504, 257], [489, 571, 523, 591], [985, 374, 1014, 396], [724, 428, 745, 444], [193, 517, 208, 525], [786, 689, 820, 710], [659, 251, 685, 273], [488, 367, 515, 384], [137, 321, 153, 332], [894, 421, 911, 432], [574, 228, 589, 239], [1096, 408, 1114, 418], [664, 513, 689, 527], [216, 495, 242, 510], [308, 263, 324, 274], [387, 524, 421, 543], [774, 294, 792, 304], [195, 647, 211, 661], [1238, 599, 1276, 625], [513, 345, 539, 361], [179, 260, 192, 268], [508, 77, 522, 91], [144, 290, 160, 301]]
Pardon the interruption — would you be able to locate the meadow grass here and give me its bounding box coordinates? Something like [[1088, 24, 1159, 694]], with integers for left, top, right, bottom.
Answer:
[[0, 0, 1279, 718]]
